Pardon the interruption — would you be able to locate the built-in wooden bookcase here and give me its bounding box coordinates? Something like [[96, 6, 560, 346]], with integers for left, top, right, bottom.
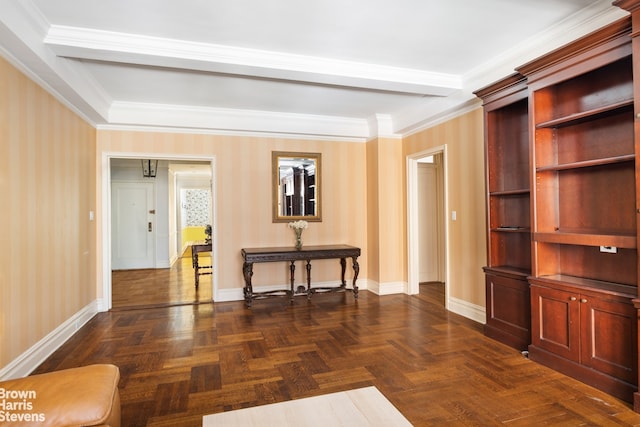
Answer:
[[531, 56, 636, 285], [474, 74, 531, 351], [613, 0, 640, 412], [518, 16, 638, 404]]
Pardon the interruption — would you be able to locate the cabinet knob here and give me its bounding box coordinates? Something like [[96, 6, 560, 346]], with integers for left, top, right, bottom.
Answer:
[[580, 298, 588, 303], [570, 296, 577, 301]]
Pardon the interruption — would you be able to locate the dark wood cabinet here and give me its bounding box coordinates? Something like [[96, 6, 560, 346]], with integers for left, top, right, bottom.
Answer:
[[530, 281, 637, 401], [475, 74, 531, 351], [530, 283, 581, 361], [484, 272, 531, 349], [581, 291, 637, 385], [517, 16, 638, 404]]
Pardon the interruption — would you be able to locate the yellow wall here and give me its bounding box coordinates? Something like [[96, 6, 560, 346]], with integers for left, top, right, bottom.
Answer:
[[403, 109, 487, 307], [182, 226, 207, 247], [96, 131, 369, 295], [0, 57, 97, 369]]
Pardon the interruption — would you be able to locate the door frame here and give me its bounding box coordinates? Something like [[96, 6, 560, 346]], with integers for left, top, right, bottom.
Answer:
[[100, 151, 217, 311], [406, 145, 449, 307], [417, 160, 444, 283]]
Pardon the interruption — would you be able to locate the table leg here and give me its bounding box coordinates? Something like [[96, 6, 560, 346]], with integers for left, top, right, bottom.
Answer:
[[306, 260, 312, 299], [193, 250, 200, 288], [243, 262, 254, 307], [352, 256, 360, 299], [289, 261, 296, 303], [340, 258, 347, 288]]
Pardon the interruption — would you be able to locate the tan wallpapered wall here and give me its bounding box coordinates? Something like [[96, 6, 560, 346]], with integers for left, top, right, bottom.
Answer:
[[1, 51, 487, 371], [0, 56, 97, 369]]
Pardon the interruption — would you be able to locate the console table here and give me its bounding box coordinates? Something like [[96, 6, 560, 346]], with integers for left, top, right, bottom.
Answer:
[[191, 240, 212, 288], [241, 244, 361, 307]]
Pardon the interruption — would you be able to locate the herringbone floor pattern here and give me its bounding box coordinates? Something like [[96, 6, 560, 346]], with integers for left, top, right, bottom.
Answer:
[[34, 285, 640, 426]]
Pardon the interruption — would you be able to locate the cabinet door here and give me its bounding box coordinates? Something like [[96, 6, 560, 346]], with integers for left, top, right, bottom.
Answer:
[[485, 273, 530, 348], [581, 295, 637, 384], [531, 285, 580, 362]]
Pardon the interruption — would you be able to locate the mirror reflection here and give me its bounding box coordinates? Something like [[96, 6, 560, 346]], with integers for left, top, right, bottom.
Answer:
[[273, 151, 321, 222]]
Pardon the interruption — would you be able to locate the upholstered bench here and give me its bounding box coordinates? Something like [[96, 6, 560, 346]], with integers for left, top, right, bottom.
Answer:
[[0, 364, 120, 427]]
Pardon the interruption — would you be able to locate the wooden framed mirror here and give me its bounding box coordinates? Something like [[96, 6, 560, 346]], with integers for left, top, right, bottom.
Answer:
[[272, 151, 321, 222]]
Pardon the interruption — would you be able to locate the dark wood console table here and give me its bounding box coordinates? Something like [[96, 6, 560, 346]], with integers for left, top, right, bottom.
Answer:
[[191, 240, 212, 288], [241, 244, 361, 307]]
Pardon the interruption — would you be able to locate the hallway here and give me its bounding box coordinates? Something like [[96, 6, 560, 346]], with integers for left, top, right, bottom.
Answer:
[[111, 254, 213, 310]]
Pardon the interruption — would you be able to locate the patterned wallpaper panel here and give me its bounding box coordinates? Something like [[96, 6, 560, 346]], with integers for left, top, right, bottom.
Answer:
[[184, 189, 211, 226]]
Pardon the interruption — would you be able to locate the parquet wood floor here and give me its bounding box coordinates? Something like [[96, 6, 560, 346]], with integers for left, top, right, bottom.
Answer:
[[112, 256, 212, 310], [34, 283, 640, 426]]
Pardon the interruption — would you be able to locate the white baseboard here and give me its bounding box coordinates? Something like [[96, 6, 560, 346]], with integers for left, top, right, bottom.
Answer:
[[156, 259, 171, 268], [0, 300, 100, 380], [216, 287, 245, 302], [379, 281, 407, 295], [96, 297, 108, 312], [364, 280, 407, 295], [447, 296, 486, 324]]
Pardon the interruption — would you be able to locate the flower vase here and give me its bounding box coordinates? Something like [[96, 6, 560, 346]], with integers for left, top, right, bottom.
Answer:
[[295, 230, 303, 250]]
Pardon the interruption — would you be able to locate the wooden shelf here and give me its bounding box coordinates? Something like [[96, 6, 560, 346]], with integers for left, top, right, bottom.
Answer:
[[534, 231, 636, 248], [535, 99, 633, 129], [537, 154, 635, 172], [483, 265, 530, 278], [494, 226, 530, 232], [489, 189, 530, 196]]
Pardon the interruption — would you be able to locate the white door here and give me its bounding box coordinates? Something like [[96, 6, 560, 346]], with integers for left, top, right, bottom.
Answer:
[[111, 182, 156, 270], [418, 163, 440, 283]]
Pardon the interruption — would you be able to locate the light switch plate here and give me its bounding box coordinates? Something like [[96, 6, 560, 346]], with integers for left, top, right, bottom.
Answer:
[[600, 246, 617, 253]]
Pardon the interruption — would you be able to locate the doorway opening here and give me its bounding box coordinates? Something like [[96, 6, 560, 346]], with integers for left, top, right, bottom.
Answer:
[[102, 154, 216, 311], [407, 146, 448, 308]]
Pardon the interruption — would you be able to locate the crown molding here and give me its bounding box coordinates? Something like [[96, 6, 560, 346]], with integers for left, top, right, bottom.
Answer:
[[463, 0, 627, 92], [1, 0, 629, 141], [0, 1, 111, 125], [394, 0, 627, 137], [97, 124, 368, 143], [108, 101, 371, 140], [368, 114, 402, 140]]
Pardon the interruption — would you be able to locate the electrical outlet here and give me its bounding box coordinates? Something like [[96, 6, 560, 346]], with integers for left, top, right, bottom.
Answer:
[[600, 246, 617, 254]]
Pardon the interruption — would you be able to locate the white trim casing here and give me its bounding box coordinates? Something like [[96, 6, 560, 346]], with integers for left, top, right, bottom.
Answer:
[[101, 152, 218, 311], [407, 146, 450, 308]]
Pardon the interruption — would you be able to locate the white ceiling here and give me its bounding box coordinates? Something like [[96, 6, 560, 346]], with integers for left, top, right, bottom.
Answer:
[[0, 0, 628, 141]]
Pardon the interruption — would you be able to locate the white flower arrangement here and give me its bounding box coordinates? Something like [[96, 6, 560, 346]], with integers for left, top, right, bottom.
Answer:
[[288, 220, 308, 249], [287, 220, 308, 231]]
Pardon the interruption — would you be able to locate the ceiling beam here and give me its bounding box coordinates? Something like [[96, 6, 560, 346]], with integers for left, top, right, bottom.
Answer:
[[45, 25, 462, 97]]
